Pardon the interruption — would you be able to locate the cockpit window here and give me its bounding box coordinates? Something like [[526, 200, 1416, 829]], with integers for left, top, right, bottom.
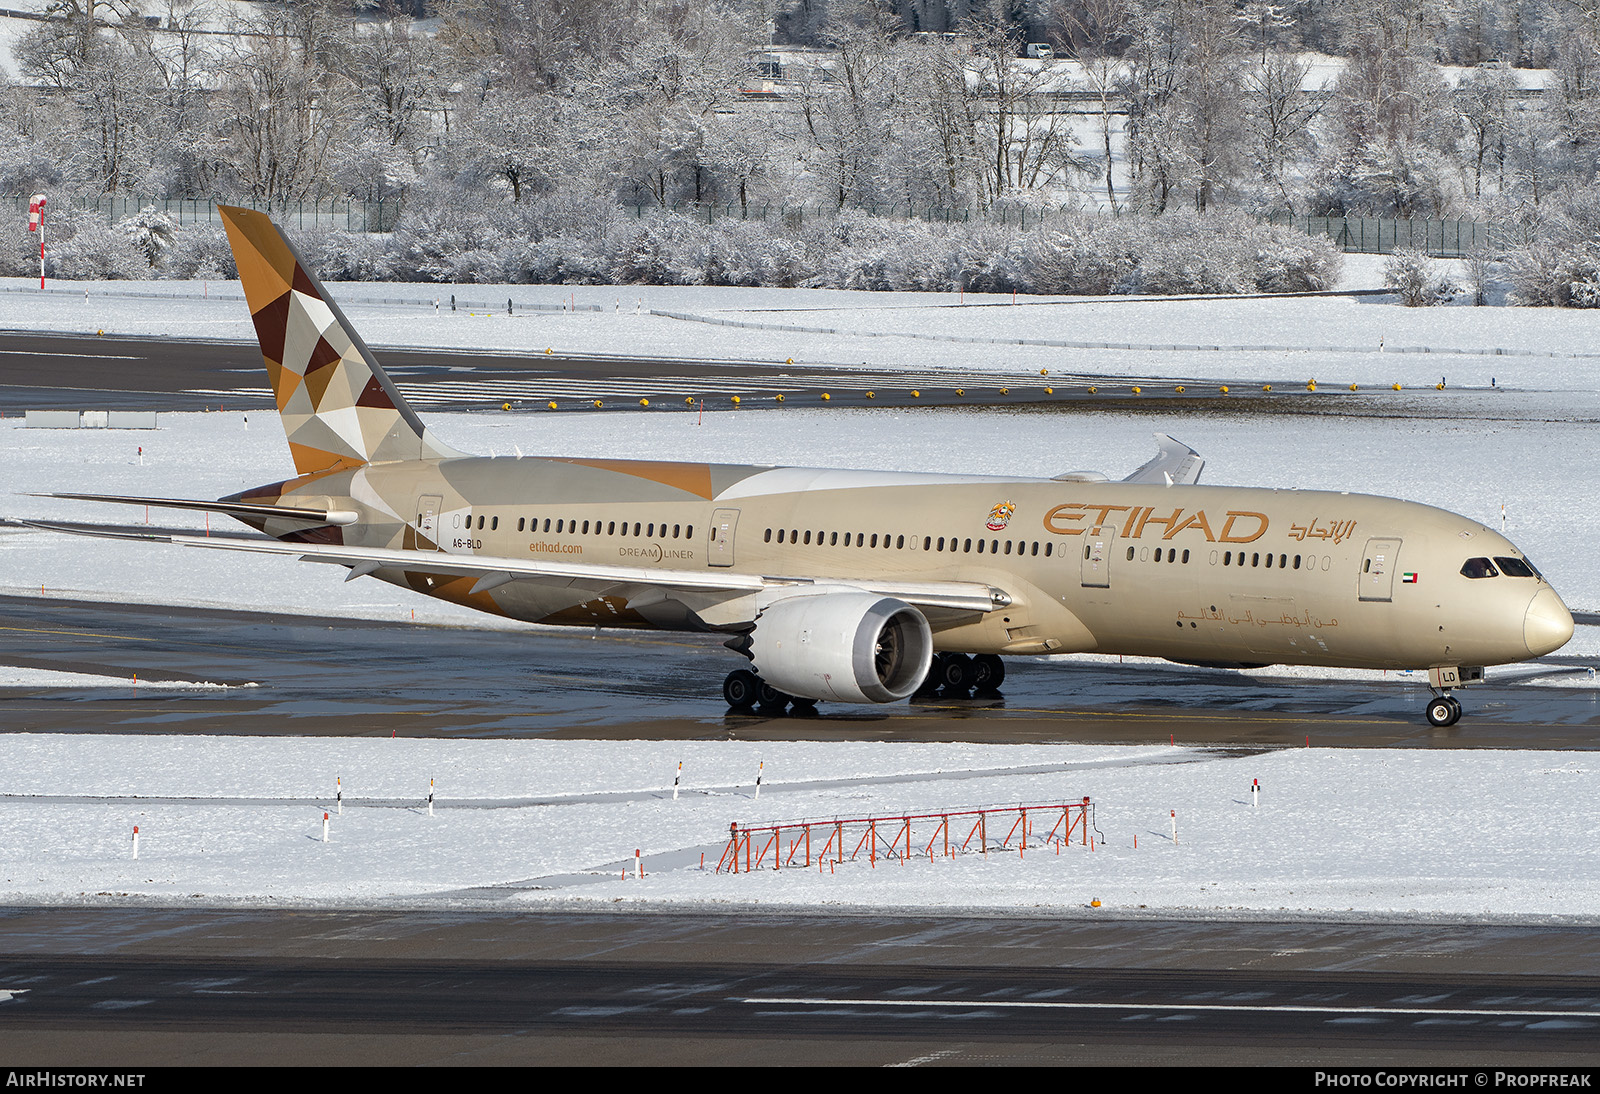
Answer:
[[1494, 556, 1538, 579], [1460, 557, 1499, 579]]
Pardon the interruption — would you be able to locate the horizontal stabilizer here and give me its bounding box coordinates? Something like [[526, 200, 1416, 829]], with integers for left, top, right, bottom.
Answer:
[[1122, 434, 1204, 486], [33, 492, 359, 526]]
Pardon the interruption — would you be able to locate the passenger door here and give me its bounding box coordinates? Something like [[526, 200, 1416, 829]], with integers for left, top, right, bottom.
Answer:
[[1080, 527, 1115, 588], [416, 495, 442, 540], [709, 508, 740, 567], [1358, 537, 1403, 602]]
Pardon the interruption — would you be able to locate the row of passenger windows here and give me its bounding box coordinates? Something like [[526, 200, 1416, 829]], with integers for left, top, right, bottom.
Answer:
[[459, 514, 694, 539], [1125, 546, 1314, 569], [764, 528, 1059, 557], [763, 527, 1333, 574], [450, 513, 1355, 576]]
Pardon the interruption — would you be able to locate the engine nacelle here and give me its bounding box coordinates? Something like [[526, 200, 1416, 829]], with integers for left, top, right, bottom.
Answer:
[[747, 589, 934, 703]]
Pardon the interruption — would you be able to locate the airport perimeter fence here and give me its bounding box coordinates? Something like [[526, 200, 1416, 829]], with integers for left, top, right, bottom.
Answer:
[[5, 192, 1493, 257], [1, 194, 400, 232], [1263, 212, 1497, 258], [632, 203, 1495, 256]]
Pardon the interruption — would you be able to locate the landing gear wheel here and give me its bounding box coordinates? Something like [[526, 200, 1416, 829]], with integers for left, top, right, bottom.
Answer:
[[790, 696, 819, 716], [971, 654, 1006, 691], [1425, 695, 1462, 727], [723, 669, 759, 711], [936, 653, 975, 691], [758, 681, 791, 713]]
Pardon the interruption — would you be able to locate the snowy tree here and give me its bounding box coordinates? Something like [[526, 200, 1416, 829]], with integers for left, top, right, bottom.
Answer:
[[455, 88, 567, 203], [1046, 0, 1132, 211], [1384, 248, 1455, 305], [1242, 51, 1323, 213], [1455, 60, 1516, 201], [1121, 0, 1251, 214], [118, 205, 178, 267], [211, 11, 357, 206], [1312, 9, 1461, 216], [961, 6, 1084, 205]]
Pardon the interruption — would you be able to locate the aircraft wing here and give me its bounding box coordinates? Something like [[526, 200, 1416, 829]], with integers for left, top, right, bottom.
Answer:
[[1121, 433, 1204, 486], [14, 520, 1009, 615]]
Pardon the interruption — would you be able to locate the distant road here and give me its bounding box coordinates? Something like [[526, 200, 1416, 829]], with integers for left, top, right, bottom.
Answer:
[[0, 329, 1361, 414]]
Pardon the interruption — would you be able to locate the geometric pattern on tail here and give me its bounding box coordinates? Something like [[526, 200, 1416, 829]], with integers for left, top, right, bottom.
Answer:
[[219, 204, 459, 476]]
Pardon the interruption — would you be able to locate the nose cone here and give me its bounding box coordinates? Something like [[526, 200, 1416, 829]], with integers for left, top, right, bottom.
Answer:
[[1524, 587, 1575, 656]]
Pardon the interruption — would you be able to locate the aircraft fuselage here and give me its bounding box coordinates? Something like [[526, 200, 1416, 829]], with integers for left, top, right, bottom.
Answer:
[[250, 456, 1570, 674]]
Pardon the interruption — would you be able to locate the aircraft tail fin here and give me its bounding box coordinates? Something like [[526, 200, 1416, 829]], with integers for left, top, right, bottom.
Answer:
[[218, 205, 460, 475]]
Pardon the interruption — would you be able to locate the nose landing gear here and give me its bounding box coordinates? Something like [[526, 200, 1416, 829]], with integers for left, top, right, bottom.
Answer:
[[1425, 693, 1462, 727]]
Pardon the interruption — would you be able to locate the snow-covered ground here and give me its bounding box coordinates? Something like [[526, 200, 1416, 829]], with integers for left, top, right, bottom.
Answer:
[[0, 733, 1595, 919], [2, 278, 1598, 919], [3, 255, 1593, 392]]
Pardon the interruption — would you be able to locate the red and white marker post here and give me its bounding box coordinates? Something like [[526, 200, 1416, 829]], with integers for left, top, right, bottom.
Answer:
[[27, 194, 45, 289], [131, 825, 139, 859]]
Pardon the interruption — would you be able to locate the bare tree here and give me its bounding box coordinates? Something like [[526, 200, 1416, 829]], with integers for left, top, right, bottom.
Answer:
[[1243, 51, 1322, 212], [1455, 60, 1516, 200], [212, 8, 356, 207]]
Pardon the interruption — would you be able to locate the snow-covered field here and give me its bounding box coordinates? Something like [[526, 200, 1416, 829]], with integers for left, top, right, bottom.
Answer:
[[2, 277, 1599, 919], [4, 255, 1596, 391], [0, 733, 1594, 919]]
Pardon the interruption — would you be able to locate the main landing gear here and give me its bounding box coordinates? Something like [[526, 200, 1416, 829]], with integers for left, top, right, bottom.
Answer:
[[913, 653, 1006, 697], [722, 669, 817, 715], [1425, 693, 1462, 727], [721, 654, 1008, 713]]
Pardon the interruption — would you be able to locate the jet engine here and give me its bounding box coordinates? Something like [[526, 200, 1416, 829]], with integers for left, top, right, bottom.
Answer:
[[746, 589, 934, 703]]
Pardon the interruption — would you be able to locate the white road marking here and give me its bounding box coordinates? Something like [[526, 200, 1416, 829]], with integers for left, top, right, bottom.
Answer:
[[738, 996, 1600, 1020]]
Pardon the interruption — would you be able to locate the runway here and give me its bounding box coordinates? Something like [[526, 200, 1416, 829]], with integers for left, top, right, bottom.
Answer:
[[0, 329, 1399, 414], [0, 908, 1595, 1065], [3, 594, 1596, 747]]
